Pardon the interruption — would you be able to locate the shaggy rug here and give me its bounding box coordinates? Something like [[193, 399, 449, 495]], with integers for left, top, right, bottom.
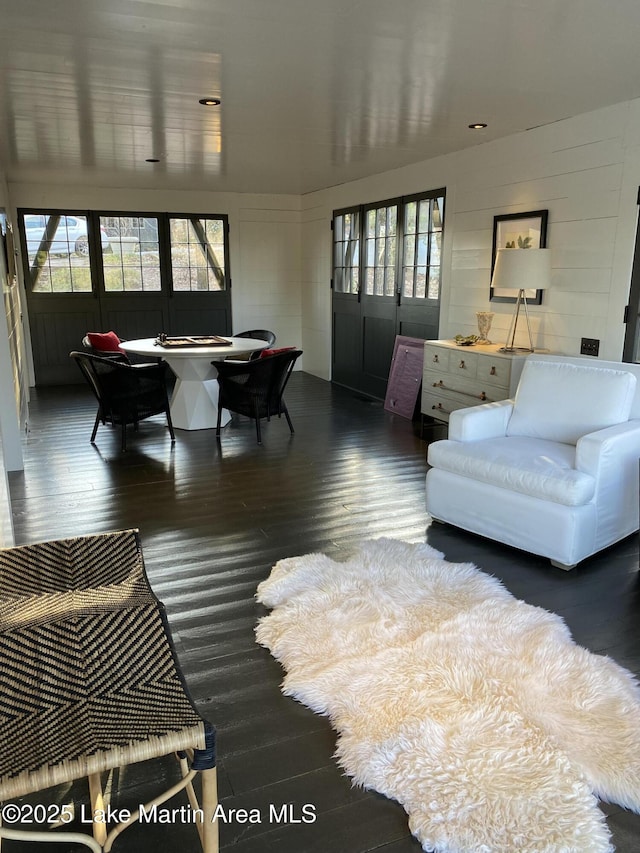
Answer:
[[255, 538, 640, 853]]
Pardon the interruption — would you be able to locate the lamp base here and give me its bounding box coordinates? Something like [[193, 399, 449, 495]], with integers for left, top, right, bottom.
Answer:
[[498, 345, 534, 354]]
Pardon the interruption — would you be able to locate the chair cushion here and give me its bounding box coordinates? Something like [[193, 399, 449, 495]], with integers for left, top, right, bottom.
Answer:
[[506, 360, 637, 445], [259, 346, 297, 358], [87, 331, 124, 353], [427, 436, 596, 506]]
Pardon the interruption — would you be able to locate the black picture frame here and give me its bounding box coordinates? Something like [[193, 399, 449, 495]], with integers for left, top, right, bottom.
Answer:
[[490, 209, 548, 304]]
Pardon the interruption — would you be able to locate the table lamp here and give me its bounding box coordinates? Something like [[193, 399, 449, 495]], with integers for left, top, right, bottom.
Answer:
[[491, 248, 551, 352]]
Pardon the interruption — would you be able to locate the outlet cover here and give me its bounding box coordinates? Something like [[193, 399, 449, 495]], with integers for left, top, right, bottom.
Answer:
[[580, 337, 600, 357]]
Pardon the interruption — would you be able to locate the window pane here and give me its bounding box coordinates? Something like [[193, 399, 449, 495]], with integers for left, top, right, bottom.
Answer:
[[386, 206, 397, 236], [430, 232, 442, 266], [170, 217, 226, 292], [416, 266, 427, 298], [22, 213, 96, 293], [385, 266, 396, 297], [403, 267, 415, 298], [428, 266, 441, 299], [418, 201, 430, 234], [100, 216, 161, 292], [432, 197, 444, 229], [332, 209, 360, 296], [398, 193, 445, 301], [417, 235, 428, 266], [26, 220, 96, 292], [387, 236, 396, 268], [404, 235, 416, 265], [367, 210, 376, 238], [366, 238, 375, 267], [405, 202, 417, 234], [365, 268, 375, 295]]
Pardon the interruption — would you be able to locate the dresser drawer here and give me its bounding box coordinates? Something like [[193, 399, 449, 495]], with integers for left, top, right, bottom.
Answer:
[[421, 390, 471, 423], [424, 344, 451, 372], [423, 368, 504, 405], [476, 355, 512, 389]]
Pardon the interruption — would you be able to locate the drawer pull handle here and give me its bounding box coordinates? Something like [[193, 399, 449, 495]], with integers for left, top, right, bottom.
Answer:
[[432, 380, 487, 401], [432, 403, 453, 415], [459, 359, 465, 368], [432, 354, 439, 363], [490, 366, 497, 376]]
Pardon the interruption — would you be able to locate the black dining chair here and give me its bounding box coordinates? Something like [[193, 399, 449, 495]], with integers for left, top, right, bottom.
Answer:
[[229, 329, 277, 360], [70, 351, 175, 451], [214, 349, 302, 444]]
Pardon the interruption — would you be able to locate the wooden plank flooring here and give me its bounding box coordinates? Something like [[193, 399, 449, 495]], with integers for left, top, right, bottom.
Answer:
[[6, 372, 640, 852]]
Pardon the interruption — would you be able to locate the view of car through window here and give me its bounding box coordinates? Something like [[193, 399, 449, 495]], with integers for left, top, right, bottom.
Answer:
[[23, 214, 111, 258]]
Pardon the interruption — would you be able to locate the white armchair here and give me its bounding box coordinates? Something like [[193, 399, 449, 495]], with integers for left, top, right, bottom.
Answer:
[[426, 355, 640, 569]]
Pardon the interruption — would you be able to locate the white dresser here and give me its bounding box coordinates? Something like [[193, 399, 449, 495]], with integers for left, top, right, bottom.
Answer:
[[422, 340, 528, 424]]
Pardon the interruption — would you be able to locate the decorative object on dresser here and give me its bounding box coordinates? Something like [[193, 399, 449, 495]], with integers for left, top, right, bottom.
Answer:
[[421, 339, 527, 424], [426, 355, 640, 570], [475, 311, 494, 344], [256, 538, 640, 853], [491, 247, 552, 352]]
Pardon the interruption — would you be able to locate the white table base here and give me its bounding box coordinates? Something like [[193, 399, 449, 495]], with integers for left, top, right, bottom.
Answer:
[[167, 358, 230, 431]]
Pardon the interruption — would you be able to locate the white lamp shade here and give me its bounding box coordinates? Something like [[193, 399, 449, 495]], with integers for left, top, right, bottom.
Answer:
[[491, 247, 551, 292]]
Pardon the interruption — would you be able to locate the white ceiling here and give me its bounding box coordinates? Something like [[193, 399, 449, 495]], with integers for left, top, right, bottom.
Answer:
[[2, 0, 640, 196]]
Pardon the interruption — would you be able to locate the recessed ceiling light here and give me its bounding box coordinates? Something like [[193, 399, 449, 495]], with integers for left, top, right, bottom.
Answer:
[[199, 97, 221, 106], [146, 158, 160, 163], [468, 123, 487, 129]]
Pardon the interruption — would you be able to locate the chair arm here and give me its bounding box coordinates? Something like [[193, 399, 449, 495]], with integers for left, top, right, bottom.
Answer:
[[576, 420, 640, 543], [576, 420, 640, 477], [448, 400, 514, 442]]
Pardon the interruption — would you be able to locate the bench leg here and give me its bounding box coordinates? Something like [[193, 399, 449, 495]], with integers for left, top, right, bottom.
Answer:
[[88, 772, 108, 847], [200, 766, 219, 853]]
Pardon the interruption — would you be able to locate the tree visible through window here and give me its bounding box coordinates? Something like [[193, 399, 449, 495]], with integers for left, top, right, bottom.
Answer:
[[170, 217, 226, 291], [332, 190, 445, 302]]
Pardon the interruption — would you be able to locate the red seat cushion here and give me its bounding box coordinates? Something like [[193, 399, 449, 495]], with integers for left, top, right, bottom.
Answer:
[[259, 347, 297, 358], [87, 331, 124, 353]]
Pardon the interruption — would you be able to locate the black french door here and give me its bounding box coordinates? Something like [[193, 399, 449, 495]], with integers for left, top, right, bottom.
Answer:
[[332, 190, 445, 399]]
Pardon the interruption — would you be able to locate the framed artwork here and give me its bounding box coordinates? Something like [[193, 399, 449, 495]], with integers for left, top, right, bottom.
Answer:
[[490, 209, 548, 304]]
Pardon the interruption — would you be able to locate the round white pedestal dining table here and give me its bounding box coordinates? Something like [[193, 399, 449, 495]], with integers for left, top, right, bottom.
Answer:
[[120, 337, 268, 430]]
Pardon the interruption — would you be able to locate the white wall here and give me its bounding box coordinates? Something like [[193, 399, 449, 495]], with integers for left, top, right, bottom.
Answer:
[[301, 98, 640, 376], [6, 184, 303, 364]]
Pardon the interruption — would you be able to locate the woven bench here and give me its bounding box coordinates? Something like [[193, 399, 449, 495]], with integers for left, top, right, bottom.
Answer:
[[0, 529, 218, 852]]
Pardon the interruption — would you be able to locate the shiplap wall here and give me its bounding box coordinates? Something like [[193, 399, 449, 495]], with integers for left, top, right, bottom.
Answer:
[[301, 98, 640, 377]]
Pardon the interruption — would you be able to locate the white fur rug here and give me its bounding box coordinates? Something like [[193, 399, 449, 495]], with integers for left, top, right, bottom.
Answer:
[[255, 538, 640, 853]]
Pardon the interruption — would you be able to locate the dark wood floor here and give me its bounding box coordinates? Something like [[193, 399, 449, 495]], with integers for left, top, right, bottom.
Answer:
[[6, 373, 640, 852]]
